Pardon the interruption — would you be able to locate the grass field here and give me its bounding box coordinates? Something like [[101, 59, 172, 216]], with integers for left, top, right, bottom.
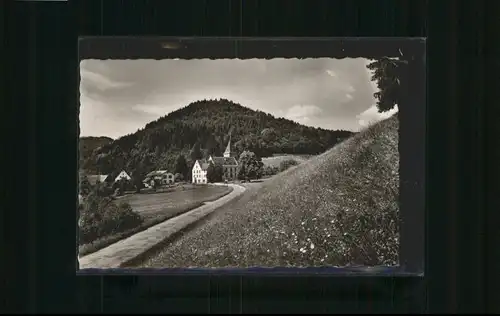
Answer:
[[261, 155, 311, 168], [118, 185, 228, 219], [78, 185, 232, 257], [140, 115, 399, 268]]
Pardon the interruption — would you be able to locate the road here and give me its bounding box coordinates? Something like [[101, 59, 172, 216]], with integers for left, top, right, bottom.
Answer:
[[78, 183, 245, 269], [131, 177, 276, 267], [169, 179, 272, 230]]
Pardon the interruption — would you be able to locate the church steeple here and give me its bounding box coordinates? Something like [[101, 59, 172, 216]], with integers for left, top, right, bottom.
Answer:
[[223, 131, 232, 158]]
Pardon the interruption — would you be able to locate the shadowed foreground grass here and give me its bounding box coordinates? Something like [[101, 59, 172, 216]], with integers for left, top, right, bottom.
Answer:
[[78, 185, 232, 257], [141, 115, 400, 268]]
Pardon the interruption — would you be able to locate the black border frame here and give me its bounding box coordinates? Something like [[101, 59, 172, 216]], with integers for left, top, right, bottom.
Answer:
[[7, 0, 491, 313], [77, 37, 426, 276]]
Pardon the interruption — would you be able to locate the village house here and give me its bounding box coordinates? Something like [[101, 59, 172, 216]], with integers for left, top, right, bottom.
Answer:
[[114, 170, 131, 182], [143, 170, 175, 187], [86, 174, 110, 185], [191, 160, 209, 184], [192, 136, 238, 184]]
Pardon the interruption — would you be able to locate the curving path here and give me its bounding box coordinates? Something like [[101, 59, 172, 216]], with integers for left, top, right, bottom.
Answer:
[[78, 184, 246, 270]]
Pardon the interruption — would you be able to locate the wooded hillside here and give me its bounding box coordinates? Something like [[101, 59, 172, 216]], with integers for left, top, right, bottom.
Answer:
[[79, 99, 354, 177]]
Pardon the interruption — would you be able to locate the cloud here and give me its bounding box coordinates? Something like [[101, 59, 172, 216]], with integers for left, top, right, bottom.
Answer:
[[285, 104, 323, 124], [79, 58, 382, 137], [132, 103, 183, 117], [80, 68, 133, 91], [357, 104, 399, 128], [326, 70, 337, 77], [132, 104, 166, 116]]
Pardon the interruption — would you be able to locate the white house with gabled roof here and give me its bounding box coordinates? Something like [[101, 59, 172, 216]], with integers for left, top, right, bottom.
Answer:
[[114, 170, 131, 182], [192, 159, 209, 184], [143, 170, 175, 187]]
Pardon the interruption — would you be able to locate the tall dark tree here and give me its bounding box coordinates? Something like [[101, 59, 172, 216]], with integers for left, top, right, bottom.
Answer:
[[131, 162, 146, 193], [174, 154, 189, 179], [206, 162, 224, 183], [237, 163, 247, 181], [366, 56, 408, 113], [174, 173, 184, 182], [237, 150, 264, 181], [189, 141, 203, 162]]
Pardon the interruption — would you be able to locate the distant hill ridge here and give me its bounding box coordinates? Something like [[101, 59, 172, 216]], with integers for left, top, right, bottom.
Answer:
[[79, 98, 355, 176]]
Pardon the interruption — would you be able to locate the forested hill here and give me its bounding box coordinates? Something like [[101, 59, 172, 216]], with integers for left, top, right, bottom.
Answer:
[[79, 98, 355, 176], [79, 136, 113, 166]]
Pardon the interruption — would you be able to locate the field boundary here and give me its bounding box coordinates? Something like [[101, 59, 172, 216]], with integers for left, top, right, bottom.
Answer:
[[121, 184, 252, 268], [78, 201, 204, 257], [78, 184, 245, 269], [78, 185, 232, 257], [120, 184, 245, 268]]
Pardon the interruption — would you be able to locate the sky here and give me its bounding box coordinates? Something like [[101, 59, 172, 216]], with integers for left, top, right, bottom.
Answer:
[[79, 58, 398, 139]]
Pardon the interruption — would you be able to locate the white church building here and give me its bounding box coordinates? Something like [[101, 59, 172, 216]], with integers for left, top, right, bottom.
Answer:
[[192, 137, 238, 184]]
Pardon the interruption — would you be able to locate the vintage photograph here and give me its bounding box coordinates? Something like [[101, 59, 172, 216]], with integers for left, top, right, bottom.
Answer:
[[78, 55, 404, 269]]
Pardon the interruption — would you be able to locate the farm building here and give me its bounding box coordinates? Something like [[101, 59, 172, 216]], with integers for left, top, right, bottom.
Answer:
[[143, 170, 175, 187], [114, 170, 131, 182], [85, 174, 110, 185]]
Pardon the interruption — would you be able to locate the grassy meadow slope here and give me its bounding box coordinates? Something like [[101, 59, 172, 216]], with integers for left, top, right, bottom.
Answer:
[[143, 115, 400, 268]]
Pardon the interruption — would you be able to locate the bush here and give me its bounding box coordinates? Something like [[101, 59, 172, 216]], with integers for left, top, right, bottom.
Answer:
[[133, 180, 144, 193], [112, 179, 135, 195], [94, 182, 114, 197], [78, 192, 143, 245], [262, 165, 280, 176], [174, 173, 184, 182], [79, 176, 92, 196], [206, 163, 224, 183], [237, 150, 264, 180], [279, 159, 299, 172]]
